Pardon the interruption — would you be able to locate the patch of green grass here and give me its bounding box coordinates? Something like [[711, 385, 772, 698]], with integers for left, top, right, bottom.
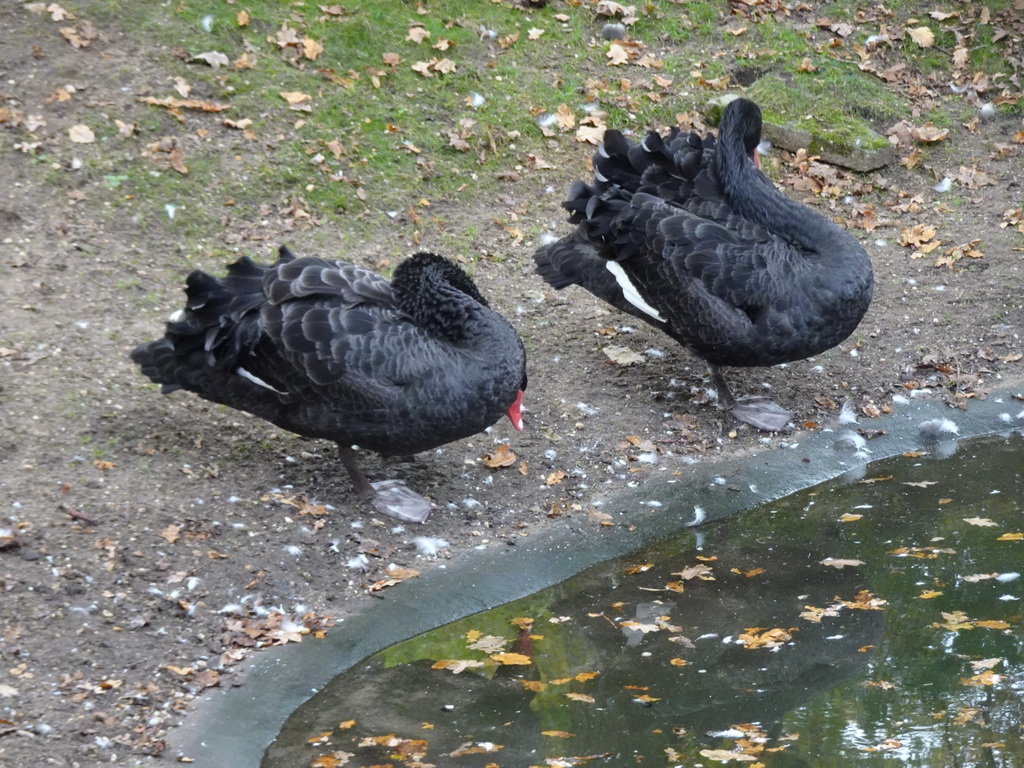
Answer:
[[742, 73, 894, 155], [47, 0, 1022, 259]]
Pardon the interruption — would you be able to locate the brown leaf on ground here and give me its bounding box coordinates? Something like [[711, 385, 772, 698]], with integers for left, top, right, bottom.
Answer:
[[907, 26, 935, 48], [482, 443, 517, 468], [910, 122, 948, 142], [138, 96, 230, 113]]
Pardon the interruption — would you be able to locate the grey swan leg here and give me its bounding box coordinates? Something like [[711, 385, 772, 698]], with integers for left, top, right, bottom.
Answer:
[[337, 444, 434, 524], [709, 365, 792, 432]]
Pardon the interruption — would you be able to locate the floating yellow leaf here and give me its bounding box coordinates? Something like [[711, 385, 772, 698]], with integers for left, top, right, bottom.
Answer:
[[449, 741, 502, 756], [975, 619, 1011, 630], [431, 659, 485, 673], [491, 652, 532, 665], [839, 513, 863, 522], [918, 590, 943, 599], [673, 564, 715, 580], [970, 658, 1003, 672], [996, 532, 1023, 541], [633, 694, 660, 703], [542, 730, 574, 738], [565, 692, 595, 703], [820, 557, 864, 569], [962, 670, 1002, 687], [699, 748, 757, 762], [738, 626, 794, 649]]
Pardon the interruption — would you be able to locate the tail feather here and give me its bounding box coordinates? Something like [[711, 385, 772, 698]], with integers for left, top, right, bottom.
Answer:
[[132, 256, 270, 398], [534, 239, 649, 322]]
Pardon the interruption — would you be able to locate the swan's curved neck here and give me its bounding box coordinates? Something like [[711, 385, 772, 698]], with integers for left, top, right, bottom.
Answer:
[[394, 261, 496, 346], [716, 134, 852, 257]]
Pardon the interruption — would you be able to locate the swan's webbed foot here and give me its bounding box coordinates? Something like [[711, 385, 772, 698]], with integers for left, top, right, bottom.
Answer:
[[369, 480, 433, 524], [728, 396, 792, 432], [337, 443, 432, 523], [707, 365, 791, 432]]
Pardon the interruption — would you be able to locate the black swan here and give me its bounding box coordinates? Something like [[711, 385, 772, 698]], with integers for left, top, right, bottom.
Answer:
[[534, 97, 873, 431], [132, 248, 527, 522]]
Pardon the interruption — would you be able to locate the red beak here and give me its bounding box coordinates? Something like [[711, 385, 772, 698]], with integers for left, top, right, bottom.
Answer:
[[506, 390, 525, 432]]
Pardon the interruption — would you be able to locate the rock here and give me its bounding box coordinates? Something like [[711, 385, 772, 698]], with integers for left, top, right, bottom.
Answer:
[[707, 75, 898, 172], [760, 121, 896, 172]]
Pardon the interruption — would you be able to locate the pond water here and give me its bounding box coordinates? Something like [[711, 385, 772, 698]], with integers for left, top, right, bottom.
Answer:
[[265, 432, 1023, 767]]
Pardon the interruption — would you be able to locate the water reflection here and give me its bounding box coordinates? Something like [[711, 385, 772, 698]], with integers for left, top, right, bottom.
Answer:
[[265, 432, 1023, 767]]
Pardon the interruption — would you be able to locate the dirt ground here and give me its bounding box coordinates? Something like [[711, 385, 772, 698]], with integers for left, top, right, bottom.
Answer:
[[1, 3, 1023, 767]]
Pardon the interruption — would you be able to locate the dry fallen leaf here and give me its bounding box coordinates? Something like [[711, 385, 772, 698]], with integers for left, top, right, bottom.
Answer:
[[406, 25, 429, 43], [138, 95, 230, 113], [907, 26, 935, 48], [302, 38, 324, 60], [193, 50, 230, 68], [545, 470, 566, 486], [898, 223, 939, 248], [279, 91, 313, 108], [602, 344, 644, 366], [910, 122, 949, 143], [68, 124, 95, 143], [482, 443, 517, 468], [606, 43, 630, 66]]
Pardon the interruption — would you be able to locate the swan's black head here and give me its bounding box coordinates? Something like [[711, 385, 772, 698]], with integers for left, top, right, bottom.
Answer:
[[721, 98, 763, 159], [393, 252, 489, 307]]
